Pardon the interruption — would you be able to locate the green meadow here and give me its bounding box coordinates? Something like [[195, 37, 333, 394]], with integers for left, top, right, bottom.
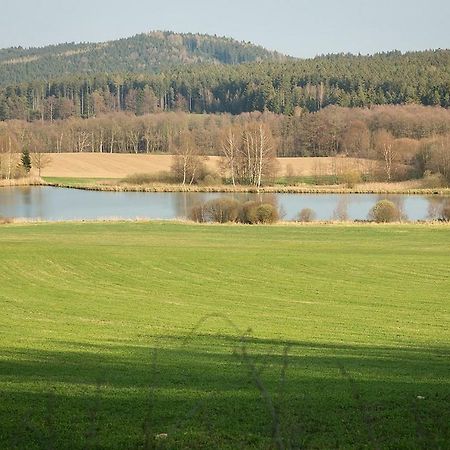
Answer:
[[0, 222, 449, 449]]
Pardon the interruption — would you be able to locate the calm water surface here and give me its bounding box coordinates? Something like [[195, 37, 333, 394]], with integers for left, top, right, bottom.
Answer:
[[0, 186, 447, 222]]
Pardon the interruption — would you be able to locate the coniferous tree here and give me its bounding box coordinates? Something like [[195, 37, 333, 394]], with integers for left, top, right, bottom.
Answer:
[[21, 147, 31, 173]]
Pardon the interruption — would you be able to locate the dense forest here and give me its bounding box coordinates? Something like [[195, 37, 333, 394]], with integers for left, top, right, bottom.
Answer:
[[0, 48, 449, 121], [0, 32, 285, 85]]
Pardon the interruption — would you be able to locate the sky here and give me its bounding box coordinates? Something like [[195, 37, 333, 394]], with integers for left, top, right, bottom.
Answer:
[[0, 0, 449, 57]]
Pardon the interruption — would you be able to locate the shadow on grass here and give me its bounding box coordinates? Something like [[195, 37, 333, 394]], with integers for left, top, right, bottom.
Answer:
[[0, 331, 449, 449]]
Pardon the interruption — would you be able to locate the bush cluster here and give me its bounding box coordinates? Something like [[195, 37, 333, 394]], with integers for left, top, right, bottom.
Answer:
[[420, 171, 447, 189], [198, 173, 223, 186], [122, 169, 223, 186], [121, 172, 176, 185], [189, 198, 279, 224], [369, 200, 402, 223], [338, 171, 362, 188]]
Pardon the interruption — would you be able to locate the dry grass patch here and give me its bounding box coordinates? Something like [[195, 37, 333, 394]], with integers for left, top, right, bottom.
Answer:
[[0, 176, 46, 188], [40, 153, 221, 178]]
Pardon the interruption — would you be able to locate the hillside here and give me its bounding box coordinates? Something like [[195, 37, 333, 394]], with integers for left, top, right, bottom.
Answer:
[[0, 49, 449, 121], [0, 31, 285, 85]]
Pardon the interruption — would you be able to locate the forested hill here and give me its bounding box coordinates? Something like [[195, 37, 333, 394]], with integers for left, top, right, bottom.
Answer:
[[0, 49, 449, 121], [0, 31, 285, 85]]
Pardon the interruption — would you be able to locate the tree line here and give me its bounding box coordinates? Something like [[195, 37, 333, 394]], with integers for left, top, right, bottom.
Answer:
[[0, 50, 449, 122], [0, 104, 448, 155], [1, 105, 449, 185]]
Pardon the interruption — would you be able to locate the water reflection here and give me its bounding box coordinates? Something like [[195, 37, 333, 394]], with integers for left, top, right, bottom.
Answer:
[[0, 186, 448, 222], [332, 197, 349, 221], [427, 197, 450, 220]]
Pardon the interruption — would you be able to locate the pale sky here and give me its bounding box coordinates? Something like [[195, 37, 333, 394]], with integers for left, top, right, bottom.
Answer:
[[1, 0, 449, 57]]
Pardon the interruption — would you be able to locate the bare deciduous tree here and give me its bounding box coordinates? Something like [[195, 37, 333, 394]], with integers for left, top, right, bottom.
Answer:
[[222, 123, 276, 188], [172, 130, 205, 185], [0, 130, 20, 180], [221, 128, 238, 186], [31, 150, 52, 177], [374, 130, 397, 181]]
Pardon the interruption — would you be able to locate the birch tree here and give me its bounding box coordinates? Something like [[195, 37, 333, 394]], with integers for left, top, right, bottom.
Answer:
[[233, 123, 276, 187], [374, 130, 396, 181], [221, 128, 238, 186], [171, 130, 203, 185]]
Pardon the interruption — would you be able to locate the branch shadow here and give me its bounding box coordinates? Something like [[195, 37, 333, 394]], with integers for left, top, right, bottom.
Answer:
[[0, 333, 449, 449]]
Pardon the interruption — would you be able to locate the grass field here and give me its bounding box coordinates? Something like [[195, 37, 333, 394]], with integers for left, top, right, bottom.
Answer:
[[0, 223, 449, 449]]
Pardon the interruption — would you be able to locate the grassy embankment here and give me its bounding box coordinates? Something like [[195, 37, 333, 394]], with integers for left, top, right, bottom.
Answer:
[[0, 222, 449, 449]]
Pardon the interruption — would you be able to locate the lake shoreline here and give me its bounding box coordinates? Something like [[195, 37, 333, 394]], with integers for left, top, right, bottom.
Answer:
[[2, 218, 449, 227], [1, 177, 449, 195], [45, 181, 450, 196]]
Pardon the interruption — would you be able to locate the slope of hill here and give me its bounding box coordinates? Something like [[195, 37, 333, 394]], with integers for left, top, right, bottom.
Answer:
[[0, 31, 286, 85], [0, 49, 448, 121]]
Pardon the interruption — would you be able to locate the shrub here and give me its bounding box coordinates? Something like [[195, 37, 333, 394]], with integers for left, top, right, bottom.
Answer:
[[255, 203, 279, 224], [339, 171, 362, 188], [297, 208, 316, 222], [189, 198, 279, 224], [238, 201, 279, 224], [239, 201, 263, 225], [198, 173, 223, 186], [421, 171, 446, 189], [238, 201, 259, 224], [369, 200, 401, 223], [204, 198, 240, 223], [121, 172, 175, 185], [188, 204, 206, 223]]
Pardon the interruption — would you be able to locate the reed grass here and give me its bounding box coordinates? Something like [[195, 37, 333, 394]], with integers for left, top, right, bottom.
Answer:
[[45, 180, 450, 195], [0, 176, 46, 188], [1, 173, 448, 195]]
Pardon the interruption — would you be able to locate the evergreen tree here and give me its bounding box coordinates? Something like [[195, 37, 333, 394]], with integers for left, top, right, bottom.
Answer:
[[21, 148, 31, 173]]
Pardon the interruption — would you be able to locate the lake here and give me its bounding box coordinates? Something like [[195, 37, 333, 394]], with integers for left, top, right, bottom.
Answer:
[[0, 186, 447, 222]]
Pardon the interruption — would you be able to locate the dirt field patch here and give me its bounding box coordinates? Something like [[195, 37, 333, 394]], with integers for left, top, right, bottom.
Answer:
[[37, 153, 373, 178]]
